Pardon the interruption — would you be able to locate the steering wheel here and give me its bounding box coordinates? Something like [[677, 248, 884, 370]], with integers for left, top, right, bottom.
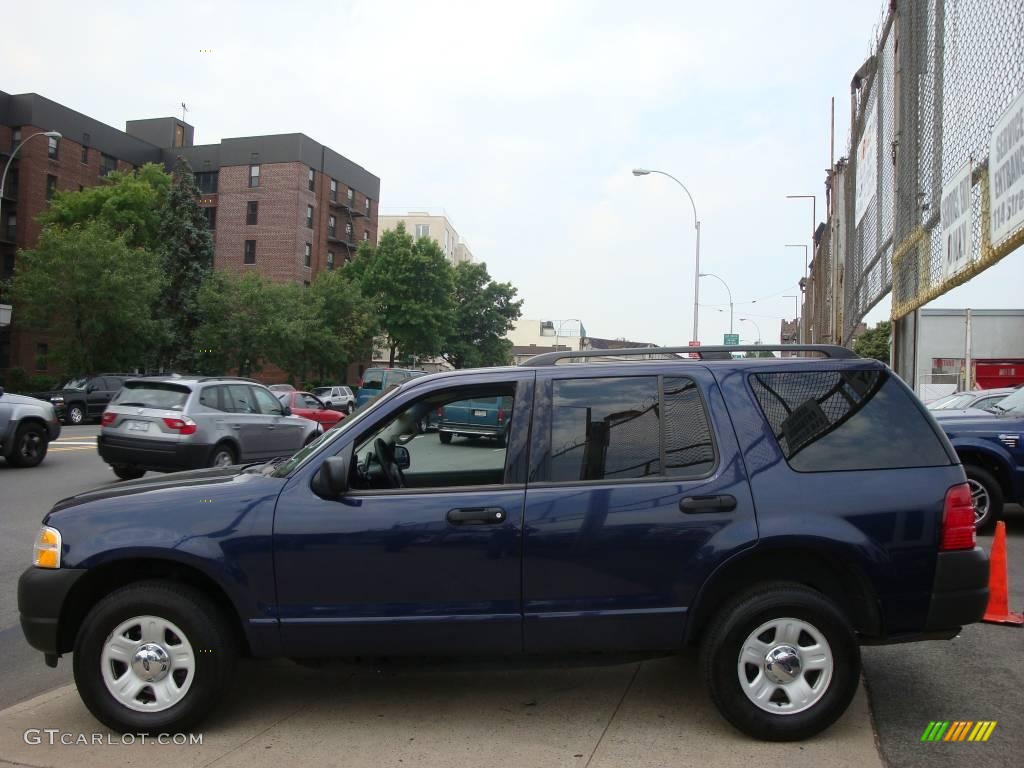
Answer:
[[374, 438, 406, 489]]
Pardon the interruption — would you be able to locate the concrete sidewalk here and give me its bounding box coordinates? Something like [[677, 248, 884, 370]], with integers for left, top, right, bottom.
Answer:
[[0, 655, 882, 768]]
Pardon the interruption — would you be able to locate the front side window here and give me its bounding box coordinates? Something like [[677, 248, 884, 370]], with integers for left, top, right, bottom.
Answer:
[[225, 384, 257, 414], [749, 369, 950, 472], [547, 375, 714, 483], [249, 164, 260, 187], [351, 384, 516, 491]]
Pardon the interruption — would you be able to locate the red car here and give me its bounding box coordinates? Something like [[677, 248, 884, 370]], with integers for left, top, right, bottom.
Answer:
[[275, 390, 345, 429]]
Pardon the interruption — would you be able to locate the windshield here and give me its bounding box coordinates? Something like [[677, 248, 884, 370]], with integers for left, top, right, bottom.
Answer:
[[112, 382, 190, 410], [928, 393, 970, 410], [361, 370, 384, 389], [271, 384, 404, 477], [62, 378, 87, 390], [994, 387, 1024, 414], [313, 387, 332, 396]]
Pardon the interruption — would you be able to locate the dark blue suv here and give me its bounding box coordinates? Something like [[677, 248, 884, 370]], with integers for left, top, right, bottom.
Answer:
[[933, 385, 1024, 530], [18, 346, 989, 741]]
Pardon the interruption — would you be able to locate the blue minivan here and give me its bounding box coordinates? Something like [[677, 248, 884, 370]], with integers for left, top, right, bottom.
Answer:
[[18, 345, 988, 740]]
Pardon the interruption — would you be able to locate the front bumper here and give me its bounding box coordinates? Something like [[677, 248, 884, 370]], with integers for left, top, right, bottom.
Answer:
[[18, 566, 87, 655], [97, 434, 212, 472], [924, 546, 989, 632], [47, 419, 62, 441]]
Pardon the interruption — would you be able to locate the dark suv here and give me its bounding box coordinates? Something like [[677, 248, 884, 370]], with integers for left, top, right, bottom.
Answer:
[[18, 346, 988, 741], [29, 374, 131, 425], [933, 385, 1024, 530]]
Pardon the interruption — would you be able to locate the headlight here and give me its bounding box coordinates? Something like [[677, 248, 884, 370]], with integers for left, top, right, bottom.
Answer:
[[50, 396, 64, 403], [32, 526, 62, 569]]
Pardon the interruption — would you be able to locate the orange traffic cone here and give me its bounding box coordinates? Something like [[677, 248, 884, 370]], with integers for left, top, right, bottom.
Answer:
[[982, 521, 1024, 626]]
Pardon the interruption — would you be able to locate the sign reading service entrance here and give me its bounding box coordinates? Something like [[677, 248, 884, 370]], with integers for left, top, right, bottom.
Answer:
[[989, 90, 1024, 246]]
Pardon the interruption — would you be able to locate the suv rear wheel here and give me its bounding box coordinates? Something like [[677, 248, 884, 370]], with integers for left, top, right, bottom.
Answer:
[[73, 580, 236, 733], [8, 422, 49, 467], [209, 443, 237, 468], [112, 465, 146, 481], [964, 464, 1002, 532], [700, 583, 860, 741]]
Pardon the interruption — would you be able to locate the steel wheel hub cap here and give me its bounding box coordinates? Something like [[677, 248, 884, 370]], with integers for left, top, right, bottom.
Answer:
[[967, 479, 989, 523], [100, 615, 195, 712], [737, 617, 833, 715]]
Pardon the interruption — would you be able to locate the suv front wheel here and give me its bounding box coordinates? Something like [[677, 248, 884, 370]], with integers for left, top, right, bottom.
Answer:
[[73, 581, 236, 733], [700, 583, 860, 741], [67, 403, 86, 425]]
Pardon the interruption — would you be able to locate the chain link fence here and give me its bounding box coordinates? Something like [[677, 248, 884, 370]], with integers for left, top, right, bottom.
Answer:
[[831, 0, 1023, 346]]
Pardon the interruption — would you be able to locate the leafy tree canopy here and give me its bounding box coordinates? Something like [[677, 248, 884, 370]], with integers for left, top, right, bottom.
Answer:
[[853, 321, 891, 364], [444, 261, 523, 368]]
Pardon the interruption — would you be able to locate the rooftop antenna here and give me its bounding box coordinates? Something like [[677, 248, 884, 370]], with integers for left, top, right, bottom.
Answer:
[[180, 102, 189, 122]]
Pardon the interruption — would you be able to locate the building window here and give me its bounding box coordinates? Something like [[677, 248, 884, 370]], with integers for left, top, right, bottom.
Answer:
[[415, 223, 430, 238], [304, 243, 312, 267], [201, 206, 217, 230], [6, 169, 17, 199], [81, 146, 89, 164], [35, 343, 49, 371], [308, 167, 315, 191], [244, 240, 256, 264], [174, 124, 185, 148], [304, 281, 311, 289], [345, 222, 353, 238], [306, 205, 313, 228], [365, 197, 370, 212], [194, 171, 218, 194], [328, 215, 336, 238], [46, 175, 57, 201], [5, 213, 15, 241], [330, 178, 337, 201], [249, 164, 260, 187], [246, 201, 258, 225], [47, 136, 59, 160], [363, 230, 369, 241], [347, 188, 354, 204], [327, 251, 335, 270], [100, 153, 117, 176], [11, 128, 20, 152], [2, 250, 14, 279]]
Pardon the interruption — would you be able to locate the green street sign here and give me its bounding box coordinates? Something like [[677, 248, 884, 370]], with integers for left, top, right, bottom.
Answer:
[[724, 333, 740, 346]]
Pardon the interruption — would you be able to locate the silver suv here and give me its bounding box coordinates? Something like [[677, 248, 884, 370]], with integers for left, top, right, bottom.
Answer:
[[97, 377, 319, 480], [312, 385, 356, 413], [0, 387, 61, 467]]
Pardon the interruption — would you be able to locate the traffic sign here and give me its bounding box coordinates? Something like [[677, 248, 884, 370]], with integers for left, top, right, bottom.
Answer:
[[688, 340, 700, 359], [724, 334, 739, 346]]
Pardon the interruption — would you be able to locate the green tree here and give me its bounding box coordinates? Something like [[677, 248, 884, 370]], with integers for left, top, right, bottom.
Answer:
[[40, 163, 170, 248], [154, 157, 215, 371], [194, 272, 277, 377], [361, 224, 454, 364], [853, 321, 891, 364], [444, 261, 523, 368], [743, 348, 776, 358], [12, 221, 163, 375]]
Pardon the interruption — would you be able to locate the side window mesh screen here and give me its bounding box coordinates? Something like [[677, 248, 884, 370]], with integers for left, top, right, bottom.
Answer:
[[663, 377, 716, 476]]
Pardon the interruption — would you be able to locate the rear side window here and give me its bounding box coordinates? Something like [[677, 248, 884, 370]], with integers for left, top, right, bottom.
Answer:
[[198, 385, 226, 411], [749, 369, 950, 472], [112, 383, 190, 411], [548, 375, 715, 483]]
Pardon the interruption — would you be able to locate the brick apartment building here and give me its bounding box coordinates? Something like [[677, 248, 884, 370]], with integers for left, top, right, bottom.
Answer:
[[0, 91, 379, 381]]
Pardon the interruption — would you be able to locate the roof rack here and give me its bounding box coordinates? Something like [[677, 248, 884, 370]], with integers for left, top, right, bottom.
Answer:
[[520, 344, 858, 366], [195, 376, 261, 383]]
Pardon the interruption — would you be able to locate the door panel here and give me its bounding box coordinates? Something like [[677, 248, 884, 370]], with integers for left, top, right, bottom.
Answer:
[[522, 367, 757, 653]]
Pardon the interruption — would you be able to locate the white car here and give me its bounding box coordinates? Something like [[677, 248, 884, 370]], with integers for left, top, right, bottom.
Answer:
[[312, 385, 356, 413]]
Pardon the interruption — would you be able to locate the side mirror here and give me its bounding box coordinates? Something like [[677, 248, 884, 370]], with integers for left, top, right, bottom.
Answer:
[[282, 405, 292, 416], [311, 455, 349, 499], [86, 384, 97, 393], [393, 444, 411, 470]]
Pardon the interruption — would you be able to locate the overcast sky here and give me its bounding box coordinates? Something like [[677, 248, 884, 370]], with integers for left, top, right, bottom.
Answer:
[[4, 0, 1021, 346]]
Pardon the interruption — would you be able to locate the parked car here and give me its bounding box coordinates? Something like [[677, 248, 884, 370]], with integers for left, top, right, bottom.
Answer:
[[0, 387, 61, 467], [926, 387, 1016, 412], [355, 367, 426, 408], [96, 376, 319, 480], [29, 374, 131, 425], [934, 384, 1024, 530], [312, 385, 356, 413], [19, 345, 988, 741], [275, 390, 345, 430], [438, 396, 512, 445]]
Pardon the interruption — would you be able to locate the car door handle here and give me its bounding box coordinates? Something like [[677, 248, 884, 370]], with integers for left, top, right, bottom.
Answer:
[[679, 494, 737, 513], [447, 507, 507, 525]]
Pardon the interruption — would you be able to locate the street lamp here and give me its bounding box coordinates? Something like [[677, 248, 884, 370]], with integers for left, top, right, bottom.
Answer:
[[554, 318, 582, 353], [698, 272, 733, 335], [0, 130, 62, 205], [738, 317, 762, 343], [633, 168, 701, 344]]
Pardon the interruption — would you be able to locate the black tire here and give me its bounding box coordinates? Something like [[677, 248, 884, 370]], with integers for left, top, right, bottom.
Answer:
[[439, 431, 453, 445], [112, 465, 146, 481], [208, 442, 237, 468], [66, 403, 86, 425], [8, 422, 49, 467], [346, 403, 354, 415], [700, 583, 860, 742], [495, 431, 507, 448], [964, 464, 1003, 532], [72, 580, 236, 734]]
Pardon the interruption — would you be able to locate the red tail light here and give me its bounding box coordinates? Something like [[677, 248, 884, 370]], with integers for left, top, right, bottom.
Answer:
[[436, 406, 444, 418], [162, 416, 198, 436], [497, 408, 506, 424], [941, 482, 976, 551], [101, 411, 116, 427]]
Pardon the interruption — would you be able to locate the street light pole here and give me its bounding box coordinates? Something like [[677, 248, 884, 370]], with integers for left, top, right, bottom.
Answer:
[[0, 130, 63, 204], [554, 318, 582, 353], [633, 168, 701, 344], [738, 317, 762, 343], [698, 272, 733, 335]]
